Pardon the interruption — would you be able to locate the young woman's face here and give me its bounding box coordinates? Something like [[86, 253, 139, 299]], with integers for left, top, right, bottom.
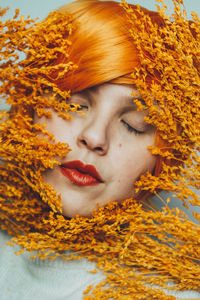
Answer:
[[36, 83, 156, 218]]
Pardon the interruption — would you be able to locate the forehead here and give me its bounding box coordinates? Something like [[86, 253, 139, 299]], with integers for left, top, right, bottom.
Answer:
[[74, 83, 145, 107]]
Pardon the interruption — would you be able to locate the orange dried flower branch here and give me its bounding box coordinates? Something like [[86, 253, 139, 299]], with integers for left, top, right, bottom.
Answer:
[[0, 1, 200, 299]]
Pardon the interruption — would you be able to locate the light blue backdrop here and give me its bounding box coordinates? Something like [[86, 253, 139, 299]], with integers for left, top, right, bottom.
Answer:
[[1, 0, 200, 20]]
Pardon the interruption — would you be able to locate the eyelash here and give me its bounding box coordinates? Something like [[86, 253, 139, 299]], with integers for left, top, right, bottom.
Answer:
[[78, 105, 88, 111], [70, 104, 88, 111], [121, 120, 144, 135]]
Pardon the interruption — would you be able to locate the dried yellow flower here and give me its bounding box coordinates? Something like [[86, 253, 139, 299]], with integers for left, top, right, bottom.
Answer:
[[0, 0, 199, 299]]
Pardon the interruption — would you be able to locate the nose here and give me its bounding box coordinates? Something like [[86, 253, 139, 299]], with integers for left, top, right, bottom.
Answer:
[[77, 118, 109, 155]]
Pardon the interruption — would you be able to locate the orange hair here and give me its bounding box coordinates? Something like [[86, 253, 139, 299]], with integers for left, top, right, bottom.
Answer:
[[48, 0, 164, 93], [48, 0, 167, 178]]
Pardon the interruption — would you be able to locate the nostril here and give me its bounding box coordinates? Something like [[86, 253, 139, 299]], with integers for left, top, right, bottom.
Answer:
[[95, 146, 103, 151], [81, 139, 87, 146], [78, 137, 106, 154]]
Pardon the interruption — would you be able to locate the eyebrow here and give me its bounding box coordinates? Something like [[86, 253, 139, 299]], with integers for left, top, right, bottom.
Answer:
[[73, 90, 146, 107], [124, 95, 146, 106]]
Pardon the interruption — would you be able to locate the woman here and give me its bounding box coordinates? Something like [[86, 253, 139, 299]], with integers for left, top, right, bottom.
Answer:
[[0, 0, 200, 299], [36, 83, 156, 218]]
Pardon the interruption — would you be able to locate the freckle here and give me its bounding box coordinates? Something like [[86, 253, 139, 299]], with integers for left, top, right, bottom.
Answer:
[[119, 143, 122, 147]]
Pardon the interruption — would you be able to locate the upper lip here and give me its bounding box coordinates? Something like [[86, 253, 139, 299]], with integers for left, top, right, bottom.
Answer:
[[60, 160, 103, 182]]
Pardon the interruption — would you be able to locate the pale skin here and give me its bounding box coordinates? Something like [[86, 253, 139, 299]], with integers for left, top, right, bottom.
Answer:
[[35, 83, 156, 218]]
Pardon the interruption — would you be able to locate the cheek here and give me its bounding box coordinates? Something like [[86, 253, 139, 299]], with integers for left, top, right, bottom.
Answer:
[[35, 114, 81, 144], [116, 141, 156, 181]]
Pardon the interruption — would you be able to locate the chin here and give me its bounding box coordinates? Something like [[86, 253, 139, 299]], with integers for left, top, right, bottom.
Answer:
[[62, 203, 93, 218]]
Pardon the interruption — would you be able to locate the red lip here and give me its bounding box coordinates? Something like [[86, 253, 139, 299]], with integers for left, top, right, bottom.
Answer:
[[60, 160, 103, 186]]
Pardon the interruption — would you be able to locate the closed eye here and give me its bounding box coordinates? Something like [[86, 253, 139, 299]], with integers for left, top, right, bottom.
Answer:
[[70, 104, 88, 112], [76, 105, 88, 111], [121, 120, 145, 135]]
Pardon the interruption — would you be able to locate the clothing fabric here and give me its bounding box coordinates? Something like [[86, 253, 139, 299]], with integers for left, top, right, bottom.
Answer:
[[0, 229, 199, 300], [0, 230, 104, 300]]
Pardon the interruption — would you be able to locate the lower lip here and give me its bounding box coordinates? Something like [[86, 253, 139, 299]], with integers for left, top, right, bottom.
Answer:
[[60, 167, 102, 186]]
